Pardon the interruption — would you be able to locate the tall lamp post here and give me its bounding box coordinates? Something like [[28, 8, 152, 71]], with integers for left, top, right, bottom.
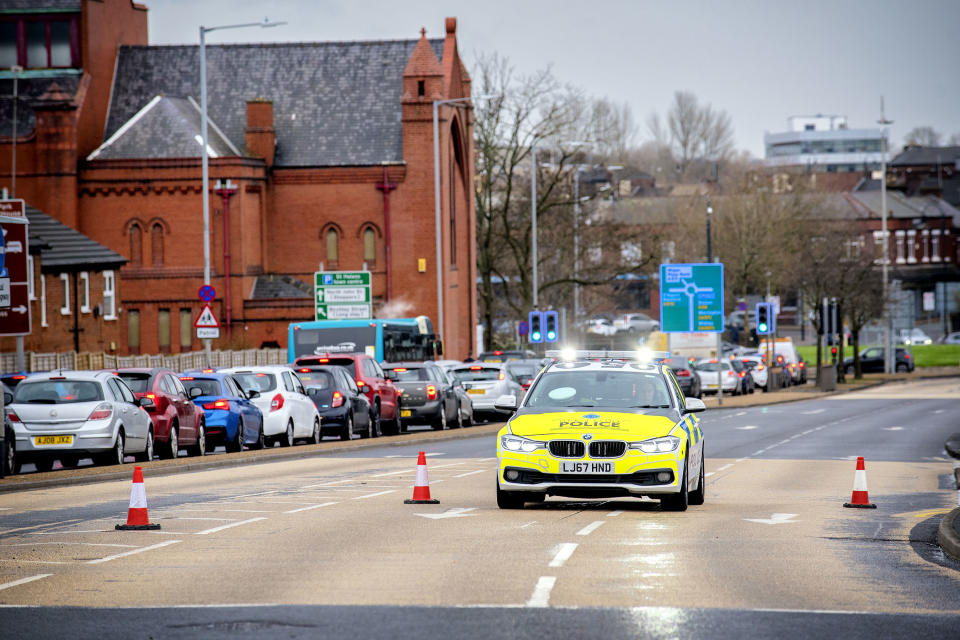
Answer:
[[878, 99, 893, 373], [432, 95, 493, 344], [9, 65, 23, 372], [200, 18, 283, 363], [705, 194, 713, 263]]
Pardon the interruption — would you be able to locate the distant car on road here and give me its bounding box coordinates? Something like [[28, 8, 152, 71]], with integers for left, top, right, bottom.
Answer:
[[843, 347, 914, 374], [938, 332, 960, 344], [448, 363, 523, 422], [222, 366, 321, 447], [179, 372, 265, 451], [116, 368, 206, 460], [662, 355, 701, 399], [297, 365, 373, 440], [478, 349, 538, 363], [898, 328, 933, 345], [382, 361, 462, 429], [585, 318, 617, 336], [612, 313, 659, 333]]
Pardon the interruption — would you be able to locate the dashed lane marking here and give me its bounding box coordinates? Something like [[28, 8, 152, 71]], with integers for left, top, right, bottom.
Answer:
[[802, 408, 826, 415], [608, 510, 624, 517], [576, 521, 605, 536], [717, 464, 733, 472], [196, 518, 266, 536], [0, 519, 82, 536], [87, 540, 181, 565], [454, 470, 486, 478], [548, 543, 578, 568], [527, 576, 556, 607], [352, 490, 397, 500], [285, 502, 339, 514], [0, 574, 52, 591]]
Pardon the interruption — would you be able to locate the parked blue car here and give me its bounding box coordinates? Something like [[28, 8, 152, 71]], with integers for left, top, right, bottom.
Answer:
[[178, 372, 265, 452]]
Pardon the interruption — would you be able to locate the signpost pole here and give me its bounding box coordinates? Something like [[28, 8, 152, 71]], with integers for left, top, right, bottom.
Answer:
[[716, 333, 723, 406]]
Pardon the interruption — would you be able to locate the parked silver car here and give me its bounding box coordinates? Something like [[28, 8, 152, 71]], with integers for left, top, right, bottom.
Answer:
[[447, 363, 523, 421], [5, 371, 155, 473]]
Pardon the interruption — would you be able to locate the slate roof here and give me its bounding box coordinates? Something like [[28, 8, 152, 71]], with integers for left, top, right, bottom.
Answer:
[[89, 95, 237, 160], [104, 39, 445, 167], [0, 0, 80, 11], [890, 146, 960, 167], [0, 74, 81, 138], [251, 274, 312, 299], [24, 205, 127, 272]]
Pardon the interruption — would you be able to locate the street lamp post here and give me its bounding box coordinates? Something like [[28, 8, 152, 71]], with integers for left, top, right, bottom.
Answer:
[[200, 18, 283, 364], [878, 99, 893, 374], [10, 65, 23, 372], [706, 194, 713, 263]]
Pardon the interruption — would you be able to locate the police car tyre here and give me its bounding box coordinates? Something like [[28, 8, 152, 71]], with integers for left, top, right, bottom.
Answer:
[[661, 454, 689, 511], [689, 449, 705, 506], [496, 483, 525, 509]]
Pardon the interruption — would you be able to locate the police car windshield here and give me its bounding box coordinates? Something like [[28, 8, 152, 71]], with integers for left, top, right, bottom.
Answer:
[[525, 370, 672, 409]]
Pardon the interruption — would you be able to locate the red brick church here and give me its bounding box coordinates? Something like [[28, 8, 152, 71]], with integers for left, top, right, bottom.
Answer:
[[0, 0, 477, 359]]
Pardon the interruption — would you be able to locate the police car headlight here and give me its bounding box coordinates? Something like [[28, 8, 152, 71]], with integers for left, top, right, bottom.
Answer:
[[501, 435, 544, 453], [630, 436, 680, 453]]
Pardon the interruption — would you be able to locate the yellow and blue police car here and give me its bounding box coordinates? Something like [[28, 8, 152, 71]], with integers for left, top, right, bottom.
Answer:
[[494, 350, 706, 511]]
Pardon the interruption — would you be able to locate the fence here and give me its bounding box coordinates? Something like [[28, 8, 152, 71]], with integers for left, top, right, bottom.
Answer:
[[0, 348, 287, 373]]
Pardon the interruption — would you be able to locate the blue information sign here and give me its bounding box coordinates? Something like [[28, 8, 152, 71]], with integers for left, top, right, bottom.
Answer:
[[659, 263, 724, 333]]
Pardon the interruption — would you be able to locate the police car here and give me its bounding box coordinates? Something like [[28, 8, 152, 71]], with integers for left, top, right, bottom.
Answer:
[[494, 350, 706, 511]]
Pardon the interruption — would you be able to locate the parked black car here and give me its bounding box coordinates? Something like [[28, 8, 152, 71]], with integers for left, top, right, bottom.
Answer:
[[843, 347, 914, 374], [298, 365, 374, 440], [729, 358, 755, 394], [662, 356, 702, 399]]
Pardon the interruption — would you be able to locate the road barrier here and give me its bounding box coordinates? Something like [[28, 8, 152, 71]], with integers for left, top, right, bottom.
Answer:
[[1, 348, 287, 373]]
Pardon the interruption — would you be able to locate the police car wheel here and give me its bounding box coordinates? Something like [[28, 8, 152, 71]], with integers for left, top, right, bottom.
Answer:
[[496, 483, 525, 509], [689, 453, 705, 506], [661, 455, 689, 512]]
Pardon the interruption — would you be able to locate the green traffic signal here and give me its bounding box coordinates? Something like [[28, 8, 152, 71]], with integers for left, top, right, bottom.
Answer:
[[758, 322, 768, 333], [531, 331, 542, 341]]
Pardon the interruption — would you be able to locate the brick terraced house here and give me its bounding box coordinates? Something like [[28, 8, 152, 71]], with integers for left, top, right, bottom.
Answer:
[[0, 0, 477, 359]]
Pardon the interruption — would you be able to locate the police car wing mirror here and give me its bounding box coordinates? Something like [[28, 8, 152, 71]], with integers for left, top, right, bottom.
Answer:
[[494, 394, 518, 412], [684, 397, 706, 413]]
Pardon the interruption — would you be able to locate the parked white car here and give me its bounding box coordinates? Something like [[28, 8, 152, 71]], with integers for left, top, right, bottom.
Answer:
[[694, 359, 740, 395], [6, 370, 155, 473], [447, 363, 523, 420], [898, 328, 933, 345], [738, 355, 768, 391], [221, 366, 320, 447], [584, 318, 617, 336]]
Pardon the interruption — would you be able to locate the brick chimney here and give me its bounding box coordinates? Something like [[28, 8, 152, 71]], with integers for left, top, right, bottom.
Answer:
[[245, 99, 275, 167]]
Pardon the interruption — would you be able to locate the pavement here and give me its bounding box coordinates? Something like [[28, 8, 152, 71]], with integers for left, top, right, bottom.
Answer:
[[940, 430, 960, 562]]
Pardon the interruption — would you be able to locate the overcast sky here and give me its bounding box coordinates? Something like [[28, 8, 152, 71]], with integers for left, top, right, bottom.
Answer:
[[144, 0, 960, 158]]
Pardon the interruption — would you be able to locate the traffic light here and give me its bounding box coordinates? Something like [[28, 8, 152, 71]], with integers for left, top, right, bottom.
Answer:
[[756, 302, 773, 335], [544, 310, 559, 342], [528, 310, 543, 343]]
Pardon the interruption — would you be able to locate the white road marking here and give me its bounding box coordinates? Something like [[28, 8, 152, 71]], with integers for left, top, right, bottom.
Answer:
[[196, 517, 266, 535], [717, 464, 733, 472], [352, 490, 397, 500], [0, 518, 82, 535], [386, 453, 445, 458], [705, 472, 715, 477], [778, 439, 791, 445], [519, 521, 538, 529], [0, 560, 67, 565], [744, 513, 798, 525], [576, 521, 605, 536], [752, 450, 766, 456], [801, 429, 814, 435], [0, 507, 11, 511], [934, 409, 946, 414], [168, 517, 237, 521], [735, 411, 747, 416], [0, 542, 137, 549], [285, 502, 338, 514], [884, 426, 904, 431], [0, 574, 52, 591], [301, 478, 364, 488], [30, 530, 110, 535], [164, 508, 274, 514], [527, 576, 556, 607], [88, 540, 181, 564], [415, 507, 477, 520], [371, 469, 413, 478], [549, 543, 578, 568], [737, 426, 758, 430], [802, 408, 826, 415], [453, 470, 486, 478], [607, 510, 624, 517]]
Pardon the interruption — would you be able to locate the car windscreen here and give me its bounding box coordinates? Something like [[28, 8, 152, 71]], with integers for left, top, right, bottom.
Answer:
[[231, 372, 278, 392], [384, 367, 430, 382], [525, 371, 671, 409], [117, 372, 151, 393], [451, 367, 501, 382], [298, 370, 335, 389], [506, 364, 538, 378], [694, 362, 728, 372], [180, 378, 222, 397], [13, 380, 103, 404]]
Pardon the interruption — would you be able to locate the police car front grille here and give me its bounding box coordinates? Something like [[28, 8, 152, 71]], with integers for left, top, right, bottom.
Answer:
[[549, 440, 585, 458], [588, 441, 626, 458]]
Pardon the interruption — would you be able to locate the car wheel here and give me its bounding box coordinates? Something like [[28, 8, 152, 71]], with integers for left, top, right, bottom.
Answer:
[[463, 405, 473, 427], [689, 450, 705, 506], [661, 454, 689, 512], [98, 430, 125, 466], [282, 420, 294, 447], [5, 437, 16, 475], [253, 424, 265, 450], [360, 411, 370, 439], [34, 456, 55, 473], [496, 482, 525, 509], [432, 405, 447, 430], [341, 413, 353, 441], [189, 422, 207, 457], [162, 424, 179, 460], [308, 417, 321, 445], [896, 363, 908, 373], [370, 404, 381, 438], [227, 419, 244, 453], [454, 402, 463, 429], [135, 429, 154, 463]]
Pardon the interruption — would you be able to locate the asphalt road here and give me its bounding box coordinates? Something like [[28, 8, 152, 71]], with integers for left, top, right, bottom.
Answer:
[[1, 378, 958, 639]]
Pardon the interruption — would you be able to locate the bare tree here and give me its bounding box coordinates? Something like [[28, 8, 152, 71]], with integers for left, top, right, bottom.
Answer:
[[663, 90, 735, 181], [904, 126, 942, 147]]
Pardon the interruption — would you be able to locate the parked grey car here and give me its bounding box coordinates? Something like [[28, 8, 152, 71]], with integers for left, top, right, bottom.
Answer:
[[5, 371, 155, 473]]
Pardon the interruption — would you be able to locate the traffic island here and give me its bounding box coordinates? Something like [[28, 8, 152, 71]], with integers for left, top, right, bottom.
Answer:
[[938, 507, 960, 562]]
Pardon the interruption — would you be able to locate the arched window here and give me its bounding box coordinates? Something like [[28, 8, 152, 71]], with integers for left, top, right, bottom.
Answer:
[[326, 228, 339, 264], [129, 224, 142, 266], [363, 227, 376, 263], [151, 223, 164, 266]]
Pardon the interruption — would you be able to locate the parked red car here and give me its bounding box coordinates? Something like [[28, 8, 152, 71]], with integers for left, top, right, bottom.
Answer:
[[294, 354, 400, 435], [115, 368, 206, 459]]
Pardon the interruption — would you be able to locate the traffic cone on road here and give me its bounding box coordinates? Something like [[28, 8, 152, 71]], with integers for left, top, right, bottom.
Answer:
[[843, 456, 877, 509], [116, 466, 161, 530], [404, 451, 439, 504]]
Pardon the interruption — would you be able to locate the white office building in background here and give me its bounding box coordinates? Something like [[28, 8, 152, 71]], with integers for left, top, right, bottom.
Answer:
[[764, 115, 886, 172]]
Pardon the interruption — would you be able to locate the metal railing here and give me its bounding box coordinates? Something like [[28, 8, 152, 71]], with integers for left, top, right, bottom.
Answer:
[[0, 348, 287, 373]]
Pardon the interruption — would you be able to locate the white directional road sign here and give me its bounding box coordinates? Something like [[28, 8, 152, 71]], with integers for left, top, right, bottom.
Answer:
[[315, 271, 371, 320]]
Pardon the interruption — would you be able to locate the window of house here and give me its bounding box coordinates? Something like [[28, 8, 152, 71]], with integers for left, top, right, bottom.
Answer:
[[151, 223, 164, 266], [103, 271, 116, 320], [907, 230, 916, 263], [158, 308, 171, 352], [60, 272, 70, 314], [26, 255, 34, 300], [363, 228, 376, 264], [895, 230, 905, 264], [417, 80, 425, 97], [872, 230, 889, 264], [0, 15, 80, 69], [932, 230, 941, 261], [79, 271, 90, 312], [129, 224, 142, 266], [326, 228, 339, 263], [128, 309, 140, 353], [179, 308, 192, 350]]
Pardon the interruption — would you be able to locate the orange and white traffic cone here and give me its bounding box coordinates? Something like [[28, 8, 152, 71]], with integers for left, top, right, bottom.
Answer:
[[843, 456, 877, 509], [116, 466, 161, 530], [404, 451, 439, 504]]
